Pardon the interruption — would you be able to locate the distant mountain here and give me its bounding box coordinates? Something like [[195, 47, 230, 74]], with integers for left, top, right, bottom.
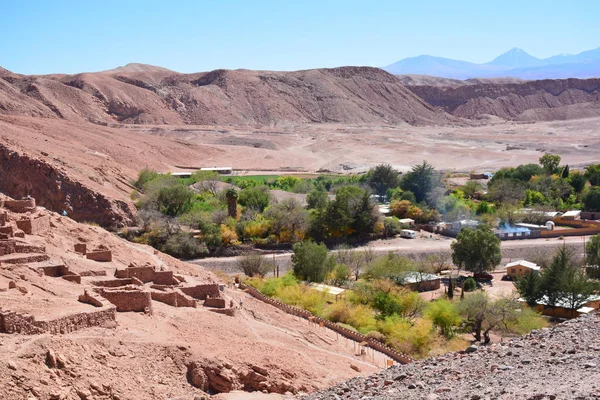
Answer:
[[100, 63, 175, 74], [384, 47, 600, 80]]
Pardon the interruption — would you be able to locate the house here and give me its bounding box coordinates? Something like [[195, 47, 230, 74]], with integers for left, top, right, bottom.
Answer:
[[469, 173, 492, 180], [506, 260, 540, 279], [561, 210, 581, 220], [522, 295, 600, 319], [398, 272, 441, 292], [398, 218, 415, 227], [451, 219, 479, 231]]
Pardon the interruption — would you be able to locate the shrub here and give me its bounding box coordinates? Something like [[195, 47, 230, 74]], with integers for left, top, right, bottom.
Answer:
[[424, 299, 461, 338], [383, 217, 402, 237], [161, 232, 208, 259], [463, 277, 477, 292], [365, 330, 387, 343], [291, 241, 335, 283], [220, 224, 239, 245], [134, 168, 160, 190], [237, 253, 272, 277], [238, 186, 270, 212]]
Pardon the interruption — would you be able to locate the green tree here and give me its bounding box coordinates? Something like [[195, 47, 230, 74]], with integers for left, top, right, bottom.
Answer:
[[366, 164, 401, 199], [451, 225, 501, 274], [425, 299, 461, 338], [156, 185, 194, 216], [585, 164, 600, 186], [317, 186, 379, 239], [400, 161, 438, 204], [561, 164, 570, 179], [306, 189, 329, 210], [462, 181, 482, 199], [291, 241, 335, 283], [238, 186, 270, 212], [539, 153, 561, 174], [583, 186, 600, 211], [586, 234, 600, 267], [265, 198, 310, 242], [568, 171, 588, 194], [514, 271, 543, 307], [458, 293, 523, 344]]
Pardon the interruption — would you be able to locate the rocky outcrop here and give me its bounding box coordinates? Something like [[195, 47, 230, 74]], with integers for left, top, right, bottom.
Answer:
[[304, 313, 600, 399], [0, 144, 135, 227], [407, 78, 600, 121], [186, 357, 300, 394]]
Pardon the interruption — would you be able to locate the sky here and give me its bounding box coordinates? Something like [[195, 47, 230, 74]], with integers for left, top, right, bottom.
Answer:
[[2, 0, 600, 74]]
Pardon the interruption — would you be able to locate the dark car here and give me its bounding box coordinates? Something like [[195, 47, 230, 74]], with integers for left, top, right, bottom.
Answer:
[[473, 272, 494, 281]]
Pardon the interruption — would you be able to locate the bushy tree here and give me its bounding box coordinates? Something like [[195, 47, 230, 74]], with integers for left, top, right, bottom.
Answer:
[[583, 186, 600, 211], [514, 270, 543, 307], [568, 171, 588, 194], [156, 185, 194, 216], [425, 299, 461, 338], [585, 164, 600, 186], [451, 225, 501, 274], [400, 161, 438, 204], [265, 198, 309, 242], [366, 164, 401, 198], [238, 186, 270, 212], [291, 241, 334, 283], [134, 168, 160, 191], [586, 234, 600, 267], [237, 253, 273, 277], [306, 189, 329, 210], [161, 232, 208, 259], [539, 153, 561, 174]]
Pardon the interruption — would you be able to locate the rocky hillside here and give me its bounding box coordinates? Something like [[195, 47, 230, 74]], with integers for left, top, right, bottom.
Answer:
[[406, 78, 600, 121], [304, 313, 600, 399], [0, 65, 454, 126]]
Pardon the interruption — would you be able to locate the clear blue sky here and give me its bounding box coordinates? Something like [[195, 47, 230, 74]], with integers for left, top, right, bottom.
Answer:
[[2, 0, 599, 74]]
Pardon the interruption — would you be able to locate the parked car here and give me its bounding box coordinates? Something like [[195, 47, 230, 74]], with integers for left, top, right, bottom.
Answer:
[[473, 272, 494, 281], [501, 274, 513, 281]]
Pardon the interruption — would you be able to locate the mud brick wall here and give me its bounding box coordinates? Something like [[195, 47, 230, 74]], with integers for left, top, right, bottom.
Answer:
[[86, 250, 112, 262], [99, 289, 153, 313], [79, 290, 107, 307], [16, 215, 50, 235], [35, 308, 116, 334], [180, 284, 220, 300], [79, 270, 107, 277], [153, 270, 174, 285], [150, 290, 197, 308], [61, 275, 81, 284], [204, 298, 226, 308], [3, 199, 36, 213], [91, 278, 135, 288], [39, 265, 70, 277], [0, 225, 14, 239], [0, 239, 16, 256], [0, 211, 7, 226], [0, 309, 44, 334], [125, 266, 155, 282]]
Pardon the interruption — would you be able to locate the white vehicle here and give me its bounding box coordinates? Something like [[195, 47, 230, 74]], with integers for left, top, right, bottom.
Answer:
[[400, 229, 416, 239]]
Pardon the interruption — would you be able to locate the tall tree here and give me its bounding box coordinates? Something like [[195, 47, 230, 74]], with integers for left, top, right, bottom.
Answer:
[[583, 187, 600, 211], [366, 164, 401, 199], [400, 161, 437, 204], [586, 234, 600, 267], [539, 153, 561, 174], [568, 171, 588, 194], [291, 241, 334, 283], [585, 164, 600, 186], [225, 188, 238, 218], [451, 225, 501, 274]]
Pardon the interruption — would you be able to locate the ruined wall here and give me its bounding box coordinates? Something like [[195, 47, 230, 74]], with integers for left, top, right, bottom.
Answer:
[[153, 270, 174, 285], [204, 298, 226, 308], [0, 306, 115, 335], [99, 289, 152, 313], [180, 284, 220, 300], [0, 145, 135, 227], [15, 215, 50, 235], [123, 266, 155, 282], [86, 250, 112, 262], [74, 243, 87, 255], [150, 290, 197, 308], [91, 278, 136, 287], [3, 199, 36, 213]]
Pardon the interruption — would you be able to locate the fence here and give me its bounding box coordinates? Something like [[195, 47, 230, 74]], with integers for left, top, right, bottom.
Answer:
[[240, 283, 414, 365]]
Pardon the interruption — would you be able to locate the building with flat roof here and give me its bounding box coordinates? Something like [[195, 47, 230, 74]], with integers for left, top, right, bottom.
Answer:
[[506, 260, 540, 279]]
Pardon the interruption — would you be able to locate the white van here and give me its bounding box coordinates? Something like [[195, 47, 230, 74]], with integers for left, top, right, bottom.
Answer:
[[400, 229, 416, 239]]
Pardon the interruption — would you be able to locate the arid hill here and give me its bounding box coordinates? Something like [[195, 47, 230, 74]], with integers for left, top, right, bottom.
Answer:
[[0, 65, 454, 126], [406, 77, 600, 121]]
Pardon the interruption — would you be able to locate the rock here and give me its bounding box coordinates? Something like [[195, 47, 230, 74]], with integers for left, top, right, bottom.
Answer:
[[7, 360, 17, 370], [350, 364, 361, 372], [584, 362, 596, 368], [8, 281, 16, 289], [45, 350, 57, 368], [407, 383, 417, 389], [186, 362, 209, 391], [465, 345, 478, 354], [17, 285, 28, 294], [521, 359, 532, 365]]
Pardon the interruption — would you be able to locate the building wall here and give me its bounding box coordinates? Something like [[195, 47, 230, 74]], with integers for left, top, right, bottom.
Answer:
[[0, 306, 116, 334], [507, 265, 535, 278], [406, 279, 440, 292], [15, 215, 50, 235], [180, 284, 220, 300], [3, 199, 36, 213], [204, 298, 226, 308], [86, 250, 112, 262], [99, 289, 152, 313]]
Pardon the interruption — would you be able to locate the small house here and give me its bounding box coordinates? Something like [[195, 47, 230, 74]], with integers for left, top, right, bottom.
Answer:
[[398, 218, 415, 227], [522, 295, 600, 319], [561, 210, 581, 221], [506, 260, 540, 279], [309, 283, 346, 302], [398, 272, 441, 292]]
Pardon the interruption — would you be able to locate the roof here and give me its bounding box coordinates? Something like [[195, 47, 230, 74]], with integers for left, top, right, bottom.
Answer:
[[398, 218, 415, 223], [562, 210, 582, 217], [521, 295, 600, 310], [506, 260, 541, 271], [577, 307, 595, 314], [200, 167, 232, 171], [400, 272, 441, 284], [309, 283, 346, 296]]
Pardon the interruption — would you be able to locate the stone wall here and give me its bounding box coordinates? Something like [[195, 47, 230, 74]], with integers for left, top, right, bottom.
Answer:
[[92, 278, 136, 288], [15, 215, 50, 235], [86, 250, 112, 262], [150, 289, 197, 308], [39, 264, 70, 277], [74, 243, 87, 255], [0, 306, 116, 335], [115, 267, 174, 285], [3, 199, 36, 213], [99, 289, 153, 313], [180, 284, 220, 300], [0, 211, 7, 226], [241, 284, 414, 365], [204, 298, 226, 308], [153, 270, 174, 285], [123, 266, 155, 282], [61, 275, 81, 284]]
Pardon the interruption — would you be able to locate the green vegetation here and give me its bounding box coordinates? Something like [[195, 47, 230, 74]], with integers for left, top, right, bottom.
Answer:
[[451, 225, 501, 274]]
